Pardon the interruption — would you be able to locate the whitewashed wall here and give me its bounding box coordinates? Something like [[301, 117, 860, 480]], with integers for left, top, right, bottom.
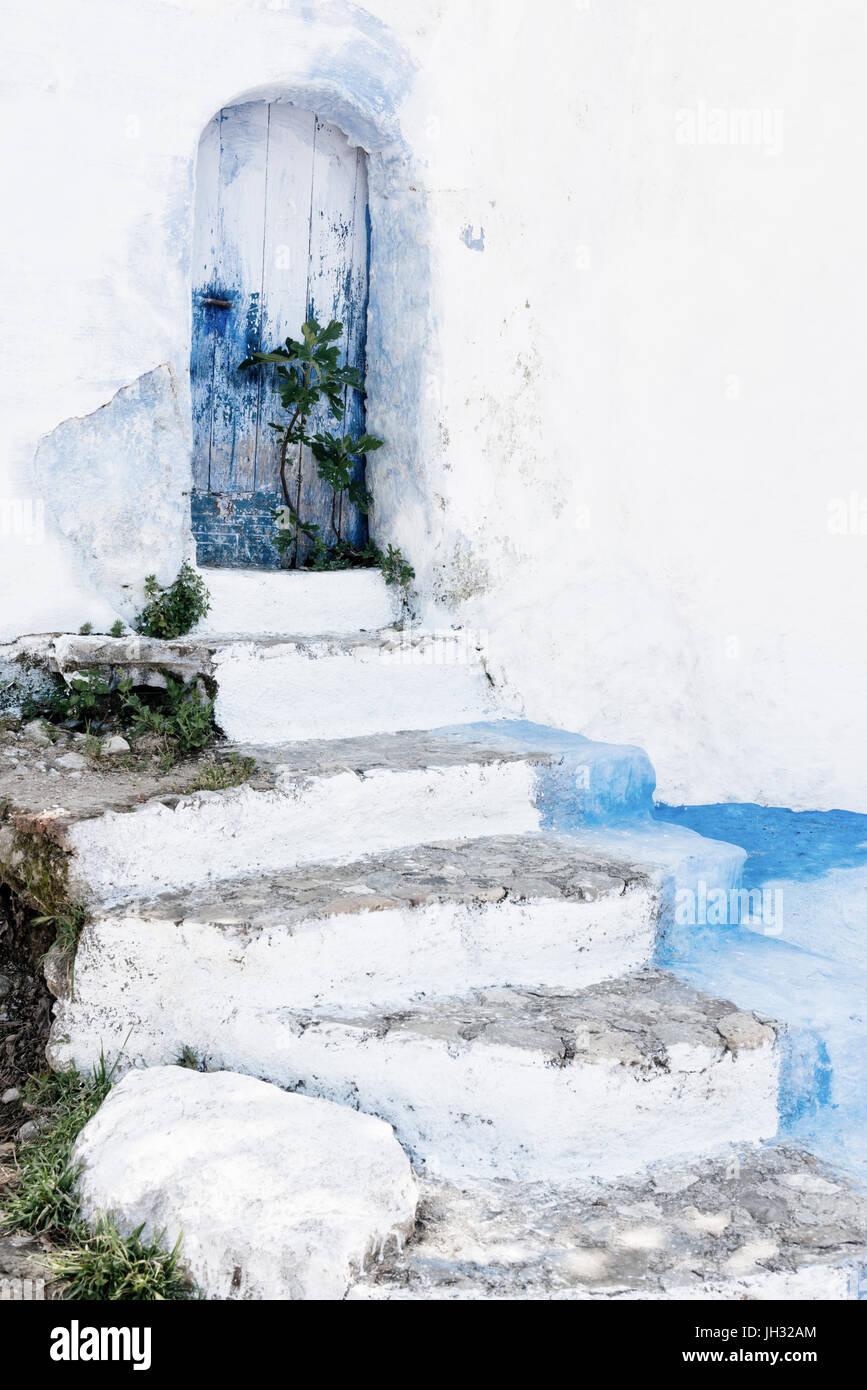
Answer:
[[1, 0, 865, 812]]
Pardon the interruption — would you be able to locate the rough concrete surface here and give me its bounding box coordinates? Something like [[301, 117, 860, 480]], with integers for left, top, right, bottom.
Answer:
[[350, 1144, 867, 1300]]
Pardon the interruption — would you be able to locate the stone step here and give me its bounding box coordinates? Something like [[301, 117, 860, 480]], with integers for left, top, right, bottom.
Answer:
[[43, 628, 498, 743], [191, 566, 398, 637], [47, 835, 662, 1061], [348, 1144, 867, 1300], [52, 970, 780, 1185], [210, 631, 499, 743], [1, 723, 659, 908]]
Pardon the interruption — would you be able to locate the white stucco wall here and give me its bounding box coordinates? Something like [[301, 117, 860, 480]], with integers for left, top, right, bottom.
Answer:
[[1, 0, 865, 811]]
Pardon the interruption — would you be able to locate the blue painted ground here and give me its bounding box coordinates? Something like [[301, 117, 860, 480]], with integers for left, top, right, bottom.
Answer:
[[654, 802, 867, 1185]]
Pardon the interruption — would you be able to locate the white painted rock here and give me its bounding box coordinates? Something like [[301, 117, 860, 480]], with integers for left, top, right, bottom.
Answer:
[[56, 751, 87, 770], [22, 720, 50, 745], [72, 1067, 418, 1300], [101, 735, 130, 756]]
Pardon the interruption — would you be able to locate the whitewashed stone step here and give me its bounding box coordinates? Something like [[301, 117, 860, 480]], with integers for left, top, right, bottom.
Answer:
[[277, 974, 779, 1183], [210, 630, 498, 742], [54, 971, 780, 1185], [47, 836, 661, 1064], [45, 627, 498, 742], [191, 566, 398, 637], [3, 725, 661, 908], [349, 1145, 867, 1301]]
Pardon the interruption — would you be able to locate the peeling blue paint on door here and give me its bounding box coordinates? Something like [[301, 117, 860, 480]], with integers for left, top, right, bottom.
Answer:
[[191, 101, 370, 568]]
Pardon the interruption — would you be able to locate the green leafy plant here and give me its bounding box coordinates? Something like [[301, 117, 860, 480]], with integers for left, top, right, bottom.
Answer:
[[68, 670, 133, 729], [21, 669, 132, 734], [241, 317, 395, 571], [122, 674, 216, 762], [78, 622, 93, 636], [379, 543, 415, 588], [15, 667, 218, 767], [109, 619, 125, 638], [134, 563, 211, 640]]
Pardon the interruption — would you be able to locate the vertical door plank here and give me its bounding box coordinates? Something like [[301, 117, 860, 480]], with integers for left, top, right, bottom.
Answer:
[[255, 103, 316, 497], [190, 113, 221, 491], [340, 147, 371, 549], [297, 117, 360, 559], [208, 101, 269, 494]]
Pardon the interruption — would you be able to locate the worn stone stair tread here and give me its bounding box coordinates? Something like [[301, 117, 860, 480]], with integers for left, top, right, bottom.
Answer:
[[11, 627, 475, 676], [3, 720, 646, 831], [277, 970, 779, 1183], [320, 970, 775, 1066], [0, 725, 543, 832], [132, 832, 653, 926], [348, 1144, 867, 1300]]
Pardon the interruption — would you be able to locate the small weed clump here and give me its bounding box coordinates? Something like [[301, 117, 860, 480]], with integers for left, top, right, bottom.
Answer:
[[179, 753, 256, 793], [35, 903, 89, 958], [122, 674, 216, 762], [175, 1045, 209, 1071], [75, 619, 127, 639], [134, 563, 211, 640], [379, 543, 415, 589], [18, 668, 219, 768], [1, 1062, 193, 1300]]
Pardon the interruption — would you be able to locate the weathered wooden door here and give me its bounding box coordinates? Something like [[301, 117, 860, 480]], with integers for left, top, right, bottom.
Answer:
[[190, 102, 369, 568]]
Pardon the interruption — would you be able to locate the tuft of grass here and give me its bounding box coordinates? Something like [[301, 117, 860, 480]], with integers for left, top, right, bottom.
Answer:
[[51, 1220, 192, 1301], [2, 1059, 195, 1301], [108, 619, 125, 638], [175, 1045, 208, 1071], [2, 1062, 114, 1236], [178, 753, 256, 793], [35, 903, 88, 958]]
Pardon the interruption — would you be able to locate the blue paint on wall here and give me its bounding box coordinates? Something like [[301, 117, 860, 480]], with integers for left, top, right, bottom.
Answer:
[[460, 225, 485, 251]]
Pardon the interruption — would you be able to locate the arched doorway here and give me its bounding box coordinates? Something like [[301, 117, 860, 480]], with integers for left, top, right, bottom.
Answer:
[[190, 101, 370, 568]]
